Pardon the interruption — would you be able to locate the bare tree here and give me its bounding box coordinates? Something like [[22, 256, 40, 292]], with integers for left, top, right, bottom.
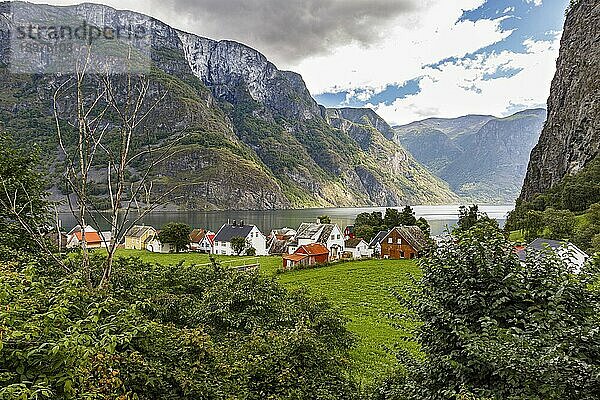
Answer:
[[53, 46, 188, 288]]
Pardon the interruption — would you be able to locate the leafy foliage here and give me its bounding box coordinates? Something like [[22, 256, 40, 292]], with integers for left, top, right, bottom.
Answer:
[[230, 236, 248, 256], [0, 133, 48, 258], [0, 254, 359, 399], [378, 220, 600, 399], [318, 215, 332, 224], [353, 207, 429, 241], [158, 222, 191, 253]]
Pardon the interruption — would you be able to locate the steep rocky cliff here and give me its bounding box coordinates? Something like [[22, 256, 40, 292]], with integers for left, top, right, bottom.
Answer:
[[520, 0, 600, 200], [0, 1, 457, 210]]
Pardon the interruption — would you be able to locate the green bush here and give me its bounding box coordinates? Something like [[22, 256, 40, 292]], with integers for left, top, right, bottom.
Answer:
[[378, 220, 600, 399], [0, 254, 359, 399]]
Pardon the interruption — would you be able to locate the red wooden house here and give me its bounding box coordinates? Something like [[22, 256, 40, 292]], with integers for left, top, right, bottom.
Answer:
[[282, 243, 329, 270]]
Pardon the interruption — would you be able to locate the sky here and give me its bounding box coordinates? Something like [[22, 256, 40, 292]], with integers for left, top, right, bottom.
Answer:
[[29, 0, 570, 125]]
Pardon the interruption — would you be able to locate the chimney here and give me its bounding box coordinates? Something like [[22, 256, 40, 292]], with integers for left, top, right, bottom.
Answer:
[[240, 220, 244, 227], [233, 220, 237, 226]]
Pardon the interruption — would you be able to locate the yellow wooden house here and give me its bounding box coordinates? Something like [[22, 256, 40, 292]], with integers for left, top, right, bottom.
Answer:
[[124, 225, 157, 250]]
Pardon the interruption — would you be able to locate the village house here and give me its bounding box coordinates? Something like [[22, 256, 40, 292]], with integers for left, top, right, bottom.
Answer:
[[368, 230, 389, 258], [380, 226, 429, 260], [287, 222, 345, 260], [344, 225, 355, 240], [344, 238, 372, 259], [267, 227, 297, 255], [146, 231, 174, 253], [516, 238, 589, 272], [282, 243, 329, 270], [124, 225, 157, 250], [189, 229, 215, 253], [213, 221, 267, 256], [66, 225, 110, 249]]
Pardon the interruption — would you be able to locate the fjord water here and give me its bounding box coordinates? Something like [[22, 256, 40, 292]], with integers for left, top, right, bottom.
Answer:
[[60, 205, 513, 236]]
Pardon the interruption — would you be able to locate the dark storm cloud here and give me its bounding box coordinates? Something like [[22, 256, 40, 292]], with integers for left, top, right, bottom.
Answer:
[[155, 0, 418, 64]]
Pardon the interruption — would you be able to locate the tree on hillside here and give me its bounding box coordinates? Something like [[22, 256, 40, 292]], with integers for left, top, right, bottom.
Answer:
[[318, 215, 331, 224], [354, 225, 375, 242], [384, 208, 401, 228], [230, 236, 249, 256], [542, 208, 576, 240], [0, 134, 68, 268], [380, 220, 600, 399], [158, 222, 191, 253], [355, 211, 384, 227], [416, 217, 431, 237], [399, 206, 417, 226], [48, 43, 192, 288]]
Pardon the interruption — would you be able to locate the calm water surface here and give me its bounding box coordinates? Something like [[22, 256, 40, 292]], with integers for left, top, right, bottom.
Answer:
[[60, 205, 513, 236]]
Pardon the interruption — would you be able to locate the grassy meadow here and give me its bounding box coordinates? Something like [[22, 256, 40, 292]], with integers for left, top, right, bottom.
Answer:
[[111, 249, 420, 385]]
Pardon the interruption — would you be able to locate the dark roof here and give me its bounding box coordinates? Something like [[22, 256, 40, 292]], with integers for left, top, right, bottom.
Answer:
[[528, 238, 566, 251], [368, 230, 389, 248], [387, 226, 429, 252], [268, 237, 290, 255], [345, 238, 365, 248], [517, 238, 588, 262], [214, 224, 255, 243], [295, 223, 337, 243], [126, 225, 155, 238]]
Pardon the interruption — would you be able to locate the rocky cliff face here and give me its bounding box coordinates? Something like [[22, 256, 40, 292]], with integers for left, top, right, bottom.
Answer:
[[0, 1, 457, 209], [520, 0, 600, 200]]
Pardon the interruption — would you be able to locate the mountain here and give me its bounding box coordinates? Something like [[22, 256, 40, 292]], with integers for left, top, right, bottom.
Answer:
[[520, 0, 600, 201], [394, 110, 546, 203], [0, 1, 457, 210]]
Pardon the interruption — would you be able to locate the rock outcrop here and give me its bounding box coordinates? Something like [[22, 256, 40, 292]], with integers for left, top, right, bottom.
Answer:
[[520, 0, 600, 200]]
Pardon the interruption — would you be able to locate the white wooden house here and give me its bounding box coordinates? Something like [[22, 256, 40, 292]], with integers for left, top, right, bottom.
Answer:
[[344, 238, 372, 259], [213, 221, 267, 256], [287, 223, 345, 260]]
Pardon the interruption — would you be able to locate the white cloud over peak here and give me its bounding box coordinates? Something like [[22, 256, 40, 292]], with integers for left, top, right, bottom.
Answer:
[[294, 0, 512, 96], [372, 32, 561, 125], [525, 0, 543, 6]]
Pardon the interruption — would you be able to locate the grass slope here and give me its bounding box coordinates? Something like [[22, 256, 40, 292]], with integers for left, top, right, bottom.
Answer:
[[112, 250, 419, 385]]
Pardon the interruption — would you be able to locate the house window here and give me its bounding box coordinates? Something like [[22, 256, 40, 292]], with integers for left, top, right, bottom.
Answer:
[[397, 238, 401, 244], [388, 238, 392, 244], [331, 235, 335, 240], [337, 234, 341, 239], [400, 251, 405, 258]]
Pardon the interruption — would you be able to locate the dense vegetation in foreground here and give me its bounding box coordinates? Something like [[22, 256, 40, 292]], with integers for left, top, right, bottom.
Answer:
[[101, 250, 421, 385], [1, 252, 359, 399], [2, 137, 600, 399]]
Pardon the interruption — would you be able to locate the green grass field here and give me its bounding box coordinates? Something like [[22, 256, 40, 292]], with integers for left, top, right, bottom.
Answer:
[[112, 250, 420, 385]]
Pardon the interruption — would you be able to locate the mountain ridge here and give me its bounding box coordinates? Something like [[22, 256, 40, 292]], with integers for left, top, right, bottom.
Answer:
[[0, 1, 458, 210], [520, 0, 600, 201], [395, 108, 546, 203]]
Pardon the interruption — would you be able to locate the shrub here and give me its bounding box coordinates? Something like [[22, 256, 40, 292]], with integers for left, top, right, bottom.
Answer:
[[0, 255, 359, 399], [379, 220, 600, 399]]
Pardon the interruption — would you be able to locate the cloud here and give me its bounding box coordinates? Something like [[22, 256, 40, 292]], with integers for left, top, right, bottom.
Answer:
[[295, 1, 511, 95], [28, 0, 418, 65], [371, 32, 561, 125], [525, 0, 543, 6]]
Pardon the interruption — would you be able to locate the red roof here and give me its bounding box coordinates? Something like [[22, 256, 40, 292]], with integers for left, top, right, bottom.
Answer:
[[189, 229, 206, 243], [74, 231, 102, 244], [298, 243, 329, 256], [282, 253, 309, 261], [206, 233, 215, 245]]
